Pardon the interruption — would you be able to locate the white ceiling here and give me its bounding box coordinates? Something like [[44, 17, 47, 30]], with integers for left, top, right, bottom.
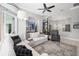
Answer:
[[14, 3, 79, 20]]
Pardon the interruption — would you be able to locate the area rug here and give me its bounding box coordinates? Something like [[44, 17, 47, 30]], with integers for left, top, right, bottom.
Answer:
[[33, 41, 63, 56]]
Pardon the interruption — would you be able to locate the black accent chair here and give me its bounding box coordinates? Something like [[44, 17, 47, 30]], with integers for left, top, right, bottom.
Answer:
[[11, 35, 33, 56], [51, 30, 60, 41], [14, 45, 33, 56]]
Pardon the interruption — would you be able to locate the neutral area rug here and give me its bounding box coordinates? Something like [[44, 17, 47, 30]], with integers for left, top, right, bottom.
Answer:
[[33, 41, 61, 56], [33, 41, 76, 56]]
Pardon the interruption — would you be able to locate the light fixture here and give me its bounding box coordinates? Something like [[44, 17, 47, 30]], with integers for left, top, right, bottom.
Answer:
[[17, 10, 28, 20]]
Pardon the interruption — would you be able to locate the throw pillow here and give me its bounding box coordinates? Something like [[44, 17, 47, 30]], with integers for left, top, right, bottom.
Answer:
[[11, 35, 21, 45]]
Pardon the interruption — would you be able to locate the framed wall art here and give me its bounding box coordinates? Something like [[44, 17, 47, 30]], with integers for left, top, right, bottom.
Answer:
[[73, 22, 79, 29], [65, 24, 71, 32]]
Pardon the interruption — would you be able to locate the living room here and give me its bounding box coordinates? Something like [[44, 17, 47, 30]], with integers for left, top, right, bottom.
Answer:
[[0, 3, 79, 56]]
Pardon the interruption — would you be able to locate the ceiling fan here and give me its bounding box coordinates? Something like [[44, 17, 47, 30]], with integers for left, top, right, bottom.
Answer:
[[38, 3, 55, 13]]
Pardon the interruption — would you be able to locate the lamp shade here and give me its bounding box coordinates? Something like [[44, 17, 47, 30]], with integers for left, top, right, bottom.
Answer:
[[17, 10, 27, 20]]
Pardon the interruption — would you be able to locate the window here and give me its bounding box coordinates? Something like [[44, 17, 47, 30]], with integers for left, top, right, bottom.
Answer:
[[4, 12, 16, 34], [6, 14, 15, 34]]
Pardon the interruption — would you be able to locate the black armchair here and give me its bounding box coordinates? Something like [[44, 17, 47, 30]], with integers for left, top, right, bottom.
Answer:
[[14, 45, 33, 56], [51, 30, 60, 41], [11, 35, 33, 56]]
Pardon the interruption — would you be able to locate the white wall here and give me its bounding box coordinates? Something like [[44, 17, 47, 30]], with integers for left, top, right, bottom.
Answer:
[[37, 19, 43, 32], [49, 8, 79, 40], [57, 16, 79, 39], [0, 7, 4, 41], [18, 19, 26, 40], [0, 9, 1, 40]]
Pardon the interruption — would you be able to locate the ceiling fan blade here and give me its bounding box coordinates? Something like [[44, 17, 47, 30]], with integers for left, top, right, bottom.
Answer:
[[38, 8, 44, 10], [42, 10, 45, 13], [48, 5, 55, 9], [47, 10, 52, 12], [43, 3, 47, 9]]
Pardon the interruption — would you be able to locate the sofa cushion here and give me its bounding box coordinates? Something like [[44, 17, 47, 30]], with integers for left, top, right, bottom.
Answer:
[[38, 34, 45, 37], [30, 32, 40, 38], [11, 35, 21, 45]]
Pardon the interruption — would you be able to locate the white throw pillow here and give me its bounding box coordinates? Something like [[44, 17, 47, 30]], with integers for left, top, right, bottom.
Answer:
[[30, 32, 39, 38]]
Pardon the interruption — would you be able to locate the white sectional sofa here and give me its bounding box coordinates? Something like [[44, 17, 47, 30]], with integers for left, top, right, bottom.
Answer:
[[28, 32, 48, 47]]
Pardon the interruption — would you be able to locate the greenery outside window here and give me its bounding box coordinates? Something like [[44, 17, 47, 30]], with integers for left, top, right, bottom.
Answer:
[[4, 12, 15, 34]]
